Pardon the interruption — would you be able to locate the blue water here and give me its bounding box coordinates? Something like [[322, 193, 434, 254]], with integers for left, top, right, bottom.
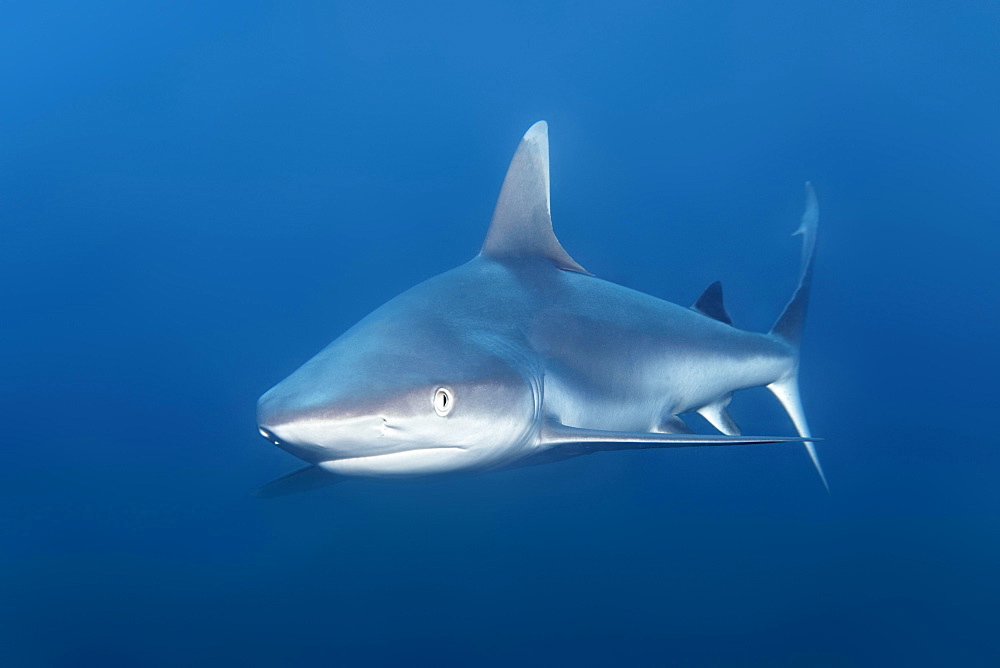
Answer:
[[3, 2, 999, 665]]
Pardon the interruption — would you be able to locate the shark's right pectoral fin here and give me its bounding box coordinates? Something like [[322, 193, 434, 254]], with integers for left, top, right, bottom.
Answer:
[[539, 419, 813, 455], [256, 465, 346, 498]]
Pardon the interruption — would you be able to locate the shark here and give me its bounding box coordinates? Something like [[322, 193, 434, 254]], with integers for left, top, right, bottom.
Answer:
[[255, 121, 826, 496]]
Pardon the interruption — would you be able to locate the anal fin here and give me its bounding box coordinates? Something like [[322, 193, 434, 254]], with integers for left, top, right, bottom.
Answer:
[[696, 396, 741, 435]]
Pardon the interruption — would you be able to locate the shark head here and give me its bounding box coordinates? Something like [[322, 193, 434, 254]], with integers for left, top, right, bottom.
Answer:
[[257, 121, 583, 477], [256, 276, 542, 476]]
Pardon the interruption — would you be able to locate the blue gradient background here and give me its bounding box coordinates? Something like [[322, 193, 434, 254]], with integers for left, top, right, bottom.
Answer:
[[3, 2, 999, 666]]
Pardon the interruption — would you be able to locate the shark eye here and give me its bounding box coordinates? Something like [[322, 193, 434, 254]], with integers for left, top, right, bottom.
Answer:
[[433, 387, 453, 416]]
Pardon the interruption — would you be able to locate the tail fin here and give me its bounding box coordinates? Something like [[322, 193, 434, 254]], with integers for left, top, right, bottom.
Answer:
[[771, 182, 818, 346], [769, 183, 828, 491], [768, 376, 828, 491]]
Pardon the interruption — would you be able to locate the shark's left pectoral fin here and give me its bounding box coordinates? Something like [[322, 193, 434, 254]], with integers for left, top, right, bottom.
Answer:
[[480, 121, 590, 274], [539, 419, 811, 454], [256, 465, 346, 498]]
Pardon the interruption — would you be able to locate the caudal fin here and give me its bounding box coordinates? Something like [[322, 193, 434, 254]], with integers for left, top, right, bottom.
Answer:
[[769, 183, 827, 490], [771, 182, 818, 346], [767, 376, 828, 491]]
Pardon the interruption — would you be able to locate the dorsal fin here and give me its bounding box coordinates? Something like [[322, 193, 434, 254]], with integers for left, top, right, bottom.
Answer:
[[691, 280, 733, 325], [480, 121, 589, 274]]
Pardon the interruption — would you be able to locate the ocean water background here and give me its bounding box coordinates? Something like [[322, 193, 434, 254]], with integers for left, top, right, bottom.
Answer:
[[2, 2, 998, 665]]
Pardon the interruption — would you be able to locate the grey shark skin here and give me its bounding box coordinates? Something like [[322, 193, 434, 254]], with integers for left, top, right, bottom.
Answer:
[[256, 122, 826, 495]]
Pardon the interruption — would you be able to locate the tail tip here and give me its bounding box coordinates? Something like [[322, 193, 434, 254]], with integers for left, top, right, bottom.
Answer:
[[806, 442, 830, 493]]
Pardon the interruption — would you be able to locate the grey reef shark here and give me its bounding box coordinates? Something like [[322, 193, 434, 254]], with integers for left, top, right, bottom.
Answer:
[[256, 121, 826, 497]]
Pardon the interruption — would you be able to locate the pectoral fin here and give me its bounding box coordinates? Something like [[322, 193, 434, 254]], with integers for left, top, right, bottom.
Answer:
[[539, 419, 812, 454], [256, 465, 346, 498]]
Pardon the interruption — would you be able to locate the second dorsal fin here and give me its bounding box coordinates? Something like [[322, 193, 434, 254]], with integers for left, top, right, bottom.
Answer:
[[480, 122, 589, 274], [691, 280, 733, 325]]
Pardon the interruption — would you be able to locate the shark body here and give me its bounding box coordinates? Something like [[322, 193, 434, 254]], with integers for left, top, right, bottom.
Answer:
[[256, 122, 825, 495]]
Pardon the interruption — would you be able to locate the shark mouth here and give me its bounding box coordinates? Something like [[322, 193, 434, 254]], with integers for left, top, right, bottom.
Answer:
[[316, 446, 470, 477]]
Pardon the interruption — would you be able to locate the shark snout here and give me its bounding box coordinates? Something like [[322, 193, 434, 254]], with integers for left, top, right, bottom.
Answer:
[[255, 391, 287, 440], [256, 391, 325, 461], [256, 389, 406, 464]]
